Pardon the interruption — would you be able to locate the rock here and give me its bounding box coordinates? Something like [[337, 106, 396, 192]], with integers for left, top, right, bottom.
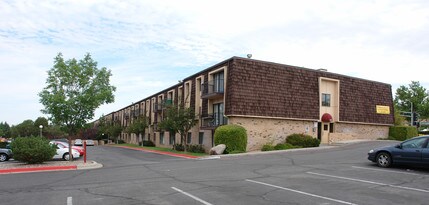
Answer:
[[210, 144, 226, 155]]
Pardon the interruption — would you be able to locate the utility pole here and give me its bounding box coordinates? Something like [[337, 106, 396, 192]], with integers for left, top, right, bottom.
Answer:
[[410, 102, 414, 126]]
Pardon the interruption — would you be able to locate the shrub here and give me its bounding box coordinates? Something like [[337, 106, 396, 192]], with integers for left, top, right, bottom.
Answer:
[[173, 143, 185, 151], [117, 139, 125, 144], [10, 136, 56, 164], [389, 126, 418, 141], [214, 124, 247, 153], [286, 134, 320, 148], [261, 144, 275, 151], [140, 140, 155, 147], [0, 142, 8, 148], [274, 143, 301, 150], [186, 144, 205, 153]]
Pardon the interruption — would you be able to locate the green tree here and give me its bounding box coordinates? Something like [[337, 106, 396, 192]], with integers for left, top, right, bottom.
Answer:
[[158, 103, 197, 151], [39, 53, 116, 160], [107, 123, 123, 144], [0, 122, 11, 137], [394, 81, 429, 120], [11, 120, 37, 137], [125, 115, 148, 146]]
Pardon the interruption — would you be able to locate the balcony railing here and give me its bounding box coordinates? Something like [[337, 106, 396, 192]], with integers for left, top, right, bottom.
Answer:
[[153, 99, 173, 112], [201, 112, 227, 128], [201, 80, 224, 99]]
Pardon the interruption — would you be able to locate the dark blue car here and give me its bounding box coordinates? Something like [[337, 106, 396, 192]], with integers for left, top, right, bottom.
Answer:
[[368, 135, 429, 167]]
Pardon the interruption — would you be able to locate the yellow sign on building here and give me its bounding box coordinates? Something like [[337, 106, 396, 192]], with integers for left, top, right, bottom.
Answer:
[[376, 105, 390, 114]]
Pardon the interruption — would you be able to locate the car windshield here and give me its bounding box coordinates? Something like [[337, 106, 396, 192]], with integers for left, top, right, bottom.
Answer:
[[402, 138, 428, 149]]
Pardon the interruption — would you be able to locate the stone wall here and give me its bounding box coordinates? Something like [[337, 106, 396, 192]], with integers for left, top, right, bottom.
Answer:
[[229, 116, 317, 151], [331, 123, 389, 142]]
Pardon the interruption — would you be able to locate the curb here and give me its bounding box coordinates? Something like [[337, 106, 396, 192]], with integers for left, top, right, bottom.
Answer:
[[114, 146, 199, 159], [0, 165, 77, 174]]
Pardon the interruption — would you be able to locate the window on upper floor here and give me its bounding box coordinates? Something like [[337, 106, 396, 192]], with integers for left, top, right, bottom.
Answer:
[[322, 93, 331, 107], [213, 71, 224, 93]]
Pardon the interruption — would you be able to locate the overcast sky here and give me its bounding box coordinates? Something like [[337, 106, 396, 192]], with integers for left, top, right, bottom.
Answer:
[[1, 0, 428, 126]]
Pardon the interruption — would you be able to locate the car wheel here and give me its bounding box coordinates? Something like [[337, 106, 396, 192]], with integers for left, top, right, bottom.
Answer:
[[376, 152, 392, 168], [63, 153, 70, 161], [0, 154, 7, 162]]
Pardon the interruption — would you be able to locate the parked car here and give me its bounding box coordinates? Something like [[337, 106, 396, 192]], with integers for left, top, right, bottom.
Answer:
[[51, 141, 84, 156], [368, 135, 429, 167], [49, 142, 80, 161], [74, 139, 83, 146], [0, 148, 13, 162], [85, 139, 95, 146]]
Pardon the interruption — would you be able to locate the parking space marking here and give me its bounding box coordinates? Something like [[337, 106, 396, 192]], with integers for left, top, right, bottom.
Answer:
[[307, 172, 429, 193], [171, 187, 213, 205], [351, 166, 422, 176], [245, 179, 357, 205], [67, 197, 72, 205]]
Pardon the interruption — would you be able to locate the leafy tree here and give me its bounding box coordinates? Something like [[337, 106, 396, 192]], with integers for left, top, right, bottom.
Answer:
[[158, 103, 197, 151], [394, 105, 407, 126], [125, 116, 148, 146], [394, 81, 429, 119], [39, 53, 116, 160], [106, 123, 123, 144], [11, 120, 37, 137], [0, 122, 11, 137]]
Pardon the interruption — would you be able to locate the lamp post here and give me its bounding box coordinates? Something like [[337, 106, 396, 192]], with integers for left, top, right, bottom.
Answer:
[[102, 133, 105, 145], [39, 125, 43, 137]]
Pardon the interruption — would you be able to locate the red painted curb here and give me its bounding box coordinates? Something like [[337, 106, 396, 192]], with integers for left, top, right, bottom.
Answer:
[[0, 165, 77, 174], [115, 146, 199, 159]]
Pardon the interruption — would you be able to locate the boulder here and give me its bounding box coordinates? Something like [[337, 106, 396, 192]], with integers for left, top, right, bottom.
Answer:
[[210, 144, 226, 155]]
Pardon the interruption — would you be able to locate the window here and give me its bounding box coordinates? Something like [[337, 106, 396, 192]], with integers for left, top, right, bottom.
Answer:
[[213, 103, 225, 126], [213, 71, 224, 93], [322, 93, 331, 107], [402, 138, 427, 149], [187, 132, 192, 144], [199, 132, 204, 144], [169, 132, 175, 145], [160, 132, 164, 144]]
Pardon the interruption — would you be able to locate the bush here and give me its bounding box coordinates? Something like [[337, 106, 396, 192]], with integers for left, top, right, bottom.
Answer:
[[10, 136, 56, 164], [214, 124, 247, 153], [0, 142, 8, 148], [286, 134, 320, 148], [261, 144, 275, 151], [274, 143, 301, 150], [117, 139, 125, 144], [186, 144, 205, 153], [139, 140, 155, 147], [173, 143, 185, 151], [389, 126, 418, 141]]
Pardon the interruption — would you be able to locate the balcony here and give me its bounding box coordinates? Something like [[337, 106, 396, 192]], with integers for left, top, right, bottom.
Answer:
[[153, 99, 173, 112], [201, 80, 224, 99], [200, 112, 228, 129]]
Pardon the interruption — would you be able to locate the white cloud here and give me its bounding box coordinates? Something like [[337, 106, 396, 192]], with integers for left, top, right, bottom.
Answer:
[[1, 0, 428, 125]]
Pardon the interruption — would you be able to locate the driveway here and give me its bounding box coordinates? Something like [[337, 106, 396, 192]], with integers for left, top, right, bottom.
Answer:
[[1, 141, 429, 205]]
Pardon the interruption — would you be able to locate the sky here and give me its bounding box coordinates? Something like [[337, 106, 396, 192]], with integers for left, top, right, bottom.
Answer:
[[1, 0, 428, 126]]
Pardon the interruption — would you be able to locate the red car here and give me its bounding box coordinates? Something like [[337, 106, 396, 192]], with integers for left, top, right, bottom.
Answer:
[[50, 141, 85, 156]]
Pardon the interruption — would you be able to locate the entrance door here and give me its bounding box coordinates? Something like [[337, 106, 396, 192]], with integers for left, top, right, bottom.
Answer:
[[321, 123, 330, 144]]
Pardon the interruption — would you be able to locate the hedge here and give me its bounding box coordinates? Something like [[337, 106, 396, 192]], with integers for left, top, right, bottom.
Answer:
[[389, 126, 418, 141], [286, 133, 320, 148], [214, 124, 247, 153], [10, 136, 57, 164]]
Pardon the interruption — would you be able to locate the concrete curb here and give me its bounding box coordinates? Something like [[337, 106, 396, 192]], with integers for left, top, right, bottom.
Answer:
[[0, 160, 103, 174]]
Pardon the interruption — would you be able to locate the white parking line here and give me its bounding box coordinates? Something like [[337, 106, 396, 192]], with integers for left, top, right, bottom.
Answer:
[[351, 166, 422, 176], [245, 179, 357, 205], [67, 197, 72, 205], [171, 187, 213, 205], [307, 172, 429, 193]]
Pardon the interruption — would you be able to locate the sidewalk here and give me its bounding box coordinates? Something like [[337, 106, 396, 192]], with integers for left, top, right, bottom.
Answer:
[[0, 159, 102, 174], [113, 145, 200, 159]]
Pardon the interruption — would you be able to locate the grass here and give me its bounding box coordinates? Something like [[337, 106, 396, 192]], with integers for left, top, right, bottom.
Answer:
[[112, 143, 208, 157]]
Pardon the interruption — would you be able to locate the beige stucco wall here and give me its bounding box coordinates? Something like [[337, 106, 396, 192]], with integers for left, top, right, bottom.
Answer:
[[330, 122, 389, 142], [228, 116, 317, 152]]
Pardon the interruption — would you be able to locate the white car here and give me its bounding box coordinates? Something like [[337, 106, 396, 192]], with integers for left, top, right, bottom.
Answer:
[[85, 139, 95, 146], [50, 142, 80, 160], [74, 139, 83, 146]]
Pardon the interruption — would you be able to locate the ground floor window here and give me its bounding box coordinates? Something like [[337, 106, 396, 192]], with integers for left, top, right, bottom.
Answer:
[[160, 132, 164, 144], [169, 132, 175, 145], [187, 132, 192, 144], [199, 132, 204, 144]]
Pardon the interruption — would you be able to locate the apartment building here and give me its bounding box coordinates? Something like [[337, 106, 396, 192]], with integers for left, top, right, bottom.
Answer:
[[99, 57, 394, 151]]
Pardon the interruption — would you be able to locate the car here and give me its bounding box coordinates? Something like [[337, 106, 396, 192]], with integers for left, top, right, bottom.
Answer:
[[49, 142, 80, 161], [368, 135, 429, 168], [51, 141, 84, 156], [0, 148, 13, 162], [74, 139, 83, 146], [85, 139, 95, 146]]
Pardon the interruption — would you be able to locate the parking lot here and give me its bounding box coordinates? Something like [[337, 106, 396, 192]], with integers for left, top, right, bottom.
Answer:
[[1, 141, 428, 205]]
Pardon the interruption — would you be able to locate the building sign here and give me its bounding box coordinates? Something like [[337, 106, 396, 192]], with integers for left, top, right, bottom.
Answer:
[[376, 105, 390, 114]]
